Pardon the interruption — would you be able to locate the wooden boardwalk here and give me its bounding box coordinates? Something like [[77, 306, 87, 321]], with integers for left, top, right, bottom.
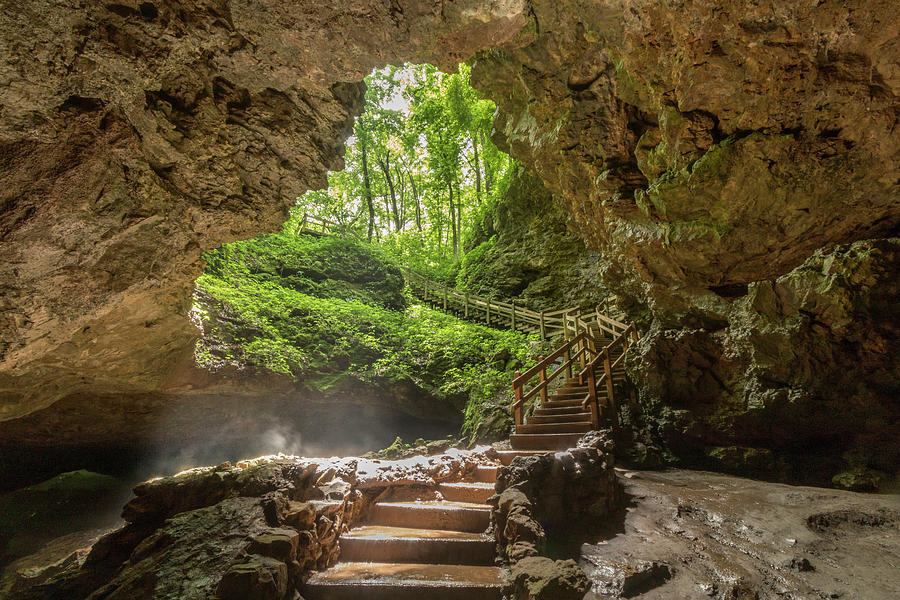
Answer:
[[402, 267, 624, 340], [296, 213, 638, 431]]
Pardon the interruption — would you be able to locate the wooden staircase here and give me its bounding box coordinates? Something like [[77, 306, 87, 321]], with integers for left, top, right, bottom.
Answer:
[[510, 323, 634, 451], [297, 213, 641, 593]]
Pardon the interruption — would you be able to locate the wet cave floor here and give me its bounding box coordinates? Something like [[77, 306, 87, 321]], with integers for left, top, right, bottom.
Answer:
[[582, 469, 900, 599], [2, 462, 898, 599]]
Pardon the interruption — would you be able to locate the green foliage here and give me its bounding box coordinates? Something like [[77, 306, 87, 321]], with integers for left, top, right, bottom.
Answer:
[[455, 236, 497, 291], [291, 62, 515, 271], [203, 233, 406, 310], [195, 233, 535, 435], [192, 62, 536, 441]]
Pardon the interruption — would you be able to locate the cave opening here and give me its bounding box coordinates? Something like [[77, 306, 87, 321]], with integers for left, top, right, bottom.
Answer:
[[2, 3, 899, 596], [185, 60, 522, 473]]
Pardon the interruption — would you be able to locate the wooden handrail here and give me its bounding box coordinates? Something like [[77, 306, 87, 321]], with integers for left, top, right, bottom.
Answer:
[[512, 332, 588, 385], [300, 222, 638, 433], [296, 213, 364, 241], [512, 320, 637, 429]]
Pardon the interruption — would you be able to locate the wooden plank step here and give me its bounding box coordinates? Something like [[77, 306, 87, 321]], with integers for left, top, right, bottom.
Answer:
[[516, 422, 592, 435], [303, 563, 505, 600], [439, 482, 495, 504], [339, 526, 495, 565], [509, 432, 584, 451], [553, 392, 588, 400], [527, 412, 592, 424], [533, 405, 587, 416], [544, 398, 584, 408], [560, 385, 589, 392]]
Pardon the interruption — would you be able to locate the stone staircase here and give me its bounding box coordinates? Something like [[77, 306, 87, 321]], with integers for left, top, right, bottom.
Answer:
[[302, 294, 633, 598], [304, 463, 513, 599]]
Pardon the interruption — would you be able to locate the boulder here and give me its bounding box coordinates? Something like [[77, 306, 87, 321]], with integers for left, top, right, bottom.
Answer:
[[510, 556, 590, 600], [216, 554, 289, 600]]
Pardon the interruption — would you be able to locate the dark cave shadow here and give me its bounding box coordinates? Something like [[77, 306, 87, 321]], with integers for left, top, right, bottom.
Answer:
[[542, 483, 635, 560]]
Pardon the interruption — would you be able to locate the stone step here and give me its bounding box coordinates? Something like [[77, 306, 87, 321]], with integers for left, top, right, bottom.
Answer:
[[516, 421, 592, 435], [533, 405, 586, 416], [303, 562, 505, 600], [495, 450, 551, 465], [473, 465, 498, 483], [510, 432, 584, 451], [369, 501, 490, 533], [339, 526, 495, 565], [439, 482, 495, 504], [528, 412, 593, 424]]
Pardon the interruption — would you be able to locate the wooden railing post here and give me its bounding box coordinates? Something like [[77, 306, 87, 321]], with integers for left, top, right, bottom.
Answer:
[[538, 355, 547, 407], [565, 345, 572, 380], [511, 300, 516, 331], [539, 311, 546, 339], [513, 372, 523, 426], [603, 347, 617, 424], [486, 297, 491, 326], [464, 293, 469, 318], [586, 366, 599, 428]]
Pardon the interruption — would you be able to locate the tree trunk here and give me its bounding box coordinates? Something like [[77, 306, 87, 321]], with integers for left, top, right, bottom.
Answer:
[[480, 131, 493, 195], [360, 134, 375, 241], [377, 155, 402, 232], [382, 193, 391, 233], [394, 163, 406, 229], [472, 134, 482, 201], [408, 170, 422, 231], [448, 178, 458, 257]]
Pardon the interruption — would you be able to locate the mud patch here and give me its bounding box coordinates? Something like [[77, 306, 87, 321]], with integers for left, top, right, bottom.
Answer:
[[806, 508, 898, 534]]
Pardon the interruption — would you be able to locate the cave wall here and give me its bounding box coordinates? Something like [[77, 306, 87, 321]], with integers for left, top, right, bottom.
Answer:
[[0, 0, 527, 420], [1, 1, 897, 480], [456, 166, 609, 311], [466, 0, 899, 479]]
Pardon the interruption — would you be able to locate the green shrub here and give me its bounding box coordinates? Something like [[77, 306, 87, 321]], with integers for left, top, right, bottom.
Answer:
[[194, 232, 537, 438]]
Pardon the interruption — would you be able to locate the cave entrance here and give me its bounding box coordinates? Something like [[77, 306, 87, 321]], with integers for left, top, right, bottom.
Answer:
[[288, 62, 513, 274], [186, 61, 523, 468]]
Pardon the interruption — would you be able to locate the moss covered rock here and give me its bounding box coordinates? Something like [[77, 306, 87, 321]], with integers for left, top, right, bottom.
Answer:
[[628, 238, 900, 484], [456, 167, 609, 311]]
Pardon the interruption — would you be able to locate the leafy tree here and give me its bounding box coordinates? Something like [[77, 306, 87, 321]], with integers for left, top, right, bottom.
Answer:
[[291, 62, 514, 277]]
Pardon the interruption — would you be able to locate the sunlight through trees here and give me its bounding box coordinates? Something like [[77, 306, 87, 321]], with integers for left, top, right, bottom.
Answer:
[[286, 63, 515, 280]]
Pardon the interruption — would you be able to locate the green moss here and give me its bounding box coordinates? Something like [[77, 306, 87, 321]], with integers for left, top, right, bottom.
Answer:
[[455, 236, 498, 291], [194, 232, 536, 436], [832, 468, 882, 492], [453, 168, 610, 311]]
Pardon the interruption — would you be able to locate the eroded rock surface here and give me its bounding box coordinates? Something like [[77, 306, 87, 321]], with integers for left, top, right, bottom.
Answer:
[[457, 166, 610, 311], [580, 469, 900, 600], [470, 1, 900, 479], [4, 447, 495, 599], [0, 0, 528, 423], [627, 238, 899, 483], [492, 432, 623, 599]]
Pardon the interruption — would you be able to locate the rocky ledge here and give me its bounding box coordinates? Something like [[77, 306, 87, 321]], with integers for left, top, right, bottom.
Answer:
[[493, 432, 624, 600], [2, 447, 494, 599], [470, 1, 899, 480]]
